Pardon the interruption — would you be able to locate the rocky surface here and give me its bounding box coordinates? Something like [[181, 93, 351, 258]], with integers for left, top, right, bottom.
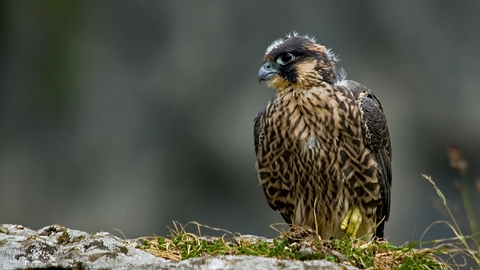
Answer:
[[0, 224, 359, 269]]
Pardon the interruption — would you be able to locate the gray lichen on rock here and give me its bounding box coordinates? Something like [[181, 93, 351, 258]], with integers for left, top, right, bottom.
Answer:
[[0, 224, 167, 269]]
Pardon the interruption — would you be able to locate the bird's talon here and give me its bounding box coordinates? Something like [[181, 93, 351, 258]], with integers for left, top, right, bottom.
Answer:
[[341, 206, 362, 239], [340, 208, 352, 230]]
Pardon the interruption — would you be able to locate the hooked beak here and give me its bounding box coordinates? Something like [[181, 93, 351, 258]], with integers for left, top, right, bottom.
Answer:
[[257, 62, 279, 82]]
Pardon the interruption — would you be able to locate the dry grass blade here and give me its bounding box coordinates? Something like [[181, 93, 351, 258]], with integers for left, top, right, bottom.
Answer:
[[423, 172, 480, 267]]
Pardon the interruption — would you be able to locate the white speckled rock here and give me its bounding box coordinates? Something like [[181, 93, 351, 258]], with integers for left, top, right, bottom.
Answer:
[[0, 224, 359, 269]]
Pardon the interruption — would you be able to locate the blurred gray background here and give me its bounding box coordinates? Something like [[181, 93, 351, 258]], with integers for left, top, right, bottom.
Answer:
[[1, 1, 479, 247]]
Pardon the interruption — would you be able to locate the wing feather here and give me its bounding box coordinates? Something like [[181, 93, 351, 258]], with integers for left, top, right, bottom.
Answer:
[[336, 80, 392, 237]]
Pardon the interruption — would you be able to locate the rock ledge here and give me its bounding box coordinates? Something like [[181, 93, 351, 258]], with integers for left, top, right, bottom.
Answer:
[[0, 224, 359, 269]]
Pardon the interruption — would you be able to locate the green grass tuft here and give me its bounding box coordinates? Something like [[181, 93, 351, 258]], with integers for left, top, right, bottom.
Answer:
[[137, 221, 448, 269]]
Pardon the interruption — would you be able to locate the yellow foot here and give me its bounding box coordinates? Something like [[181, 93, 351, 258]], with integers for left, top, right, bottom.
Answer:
[[340, 206, 362, 239]]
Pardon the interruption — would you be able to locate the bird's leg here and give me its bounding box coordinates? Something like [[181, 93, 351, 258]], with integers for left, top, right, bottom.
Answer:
[[340, 206, 362, 239]]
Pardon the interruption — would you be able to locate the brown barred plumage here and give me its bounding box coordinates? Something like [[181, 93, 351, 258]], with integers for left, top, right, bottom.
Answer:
[[254, 33, 392, 240]]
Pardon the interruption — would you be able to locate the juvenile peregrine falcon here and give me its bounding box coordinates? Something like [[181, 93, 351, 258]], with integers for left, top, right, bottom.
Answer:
[[254, 33, 391, 240]]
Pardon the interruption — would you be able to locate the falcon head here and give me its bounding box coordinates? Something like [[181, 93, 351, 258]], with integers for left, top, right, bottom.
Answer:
[[258, 33, 339, 91]]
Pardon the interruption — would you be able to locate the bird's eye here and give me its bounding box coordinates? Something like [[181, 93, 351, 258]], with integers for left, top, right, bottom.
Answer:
[[277, 53, 295, 65]]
